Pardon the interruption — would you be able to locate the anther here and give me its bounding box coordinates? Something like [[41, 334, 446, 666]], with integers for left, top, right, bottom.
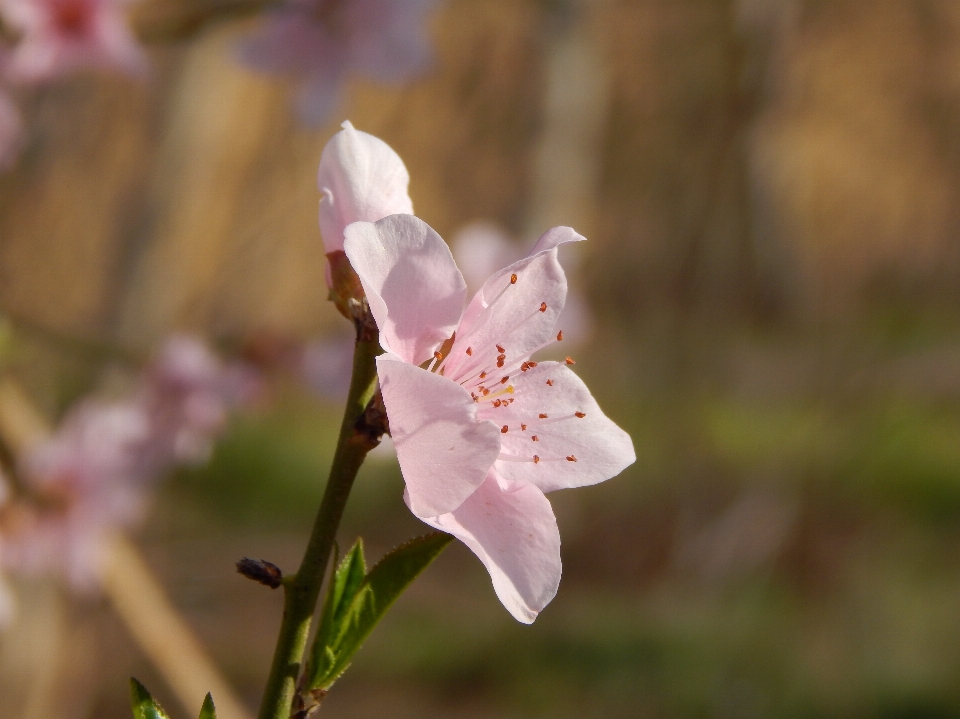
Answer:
[[510, 273, 518, 284], [482, 388, 490, 396], [493, 399, 502, 407], [500, 376, 509, 384], [497, 344, 505, 353], [521, 423, 527, 431], [466, 347, 473, 356], [566, 455, 578, 462], [521, 362, 530, 372], [565, 357, 576, 365], [497, 357, 505, 368], [434, 351, 443, 361], [575, 411, 585, 418], [539, 413, 548, 419], [539, 302, 547, 313], [479, 371, 487, 379], [528, 361, 538, 368], [557, 330, 563, 341], [501, 425, 509, 434], [546, 379, 554, 386], [532, 435, 539, 442], [533, 455, 540, 464]]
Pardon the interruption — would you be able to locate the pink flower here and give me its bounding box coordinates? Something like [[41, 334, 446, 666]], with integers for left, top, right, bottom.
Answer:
[[317, 120, 413, 255], [0, 0, 146, 83], [344, 214, 635, 622], [240, 0, 434, 124]]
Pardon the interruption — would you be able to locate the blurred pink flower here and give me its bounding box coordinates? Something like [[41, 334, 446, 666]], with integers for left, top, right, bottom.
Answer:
[[0, 335, 258, 591], [0, 0, 145, 83], [344, 214, 635, 623], [317, 119, 413, 255], [240, 0, 434, 124]]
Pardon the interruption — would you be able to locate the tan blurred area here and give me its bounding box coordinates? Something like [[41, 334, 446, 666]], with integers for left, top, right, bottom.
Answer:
[[4, 0, 960, 717]]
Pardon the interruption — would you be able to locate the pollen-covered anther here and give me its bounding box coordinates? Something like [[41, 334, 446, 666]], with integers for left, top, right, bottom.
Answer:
[[493, 399, 502, 407], [539, 302, 547, 313], [521, 423, 527, 431], [482, 388, 490, 396], [434, 351, 443, 361], [566, 455, 578, 462], [539, 413, 548, 419], [501, 425, 509, 434], [532, 435, 539, 442], [533, 455, 540, 464], [496, 344, 505, 353], [497, 357, 505, 368], [557, 330, 563, 341], [466, 347, 473, 356], [575, 411, 585, 418], [500, 376, 509, 385], [521, 362, 530, 372], [510, 273, 518, 284], [479, 371, 487, 379], [546, 379, 554, 386], [565, 357, 576, 365]]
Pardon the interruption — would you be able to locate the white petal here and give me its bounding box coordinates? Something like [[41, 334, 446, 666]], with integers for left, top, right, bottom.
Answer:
[[417, 470, 561, 624], [378, 355, 501, 517]]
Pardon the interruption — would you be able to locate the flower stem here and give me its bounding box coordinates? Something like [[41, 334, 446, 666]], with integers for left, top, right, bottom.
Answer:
[[256, 327, 381, 719]]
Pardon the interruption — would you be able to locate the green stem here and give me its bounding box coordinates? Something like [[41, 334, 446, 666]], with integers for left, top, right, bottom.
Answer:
[[256, 330, 380, 719]]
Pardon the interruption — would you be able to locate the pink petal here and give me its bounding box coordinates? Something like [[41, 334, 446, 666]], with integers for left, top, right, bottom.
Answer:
[[492, 362, 635, 493], [443, 227, 583, 379], [377, 355, 501, 517], [317, 120, 413, 253], [345, 215, 466, 364], [417, 470, 561, 624]]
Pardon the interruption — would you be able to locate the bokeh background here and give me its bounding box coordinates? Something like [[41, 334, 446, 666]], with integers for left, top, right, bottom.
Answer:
[[6, 0, 960, 716]]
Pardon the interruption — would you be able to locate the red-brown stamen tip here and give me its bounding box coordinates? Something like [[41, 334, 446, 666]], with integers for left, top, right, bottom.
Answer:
[[565, 356, 576, 365], [557, 330, 563, 341], [496, 344, 505, 353], [501, 425, 509, 434], [493, 399, 502, 407], [539, 413, 548, 419], [532, 435, 539, 442], [575, 411, 585, 418], [546, 379, 554, 386], [466, 347, 473, 356], [500, 376, 509, 384], [434, 351, 443, 361], [497, 358, 505, 368], [479, 371, 487, 379], [521, 423, 527, 431], [533, 455, 540, 464], [539, 302, 548, 313], [482, 388, 490, 396], [510, 274, 518, 284], [566, 455, 578, 462], [528, 361, 537, 368]]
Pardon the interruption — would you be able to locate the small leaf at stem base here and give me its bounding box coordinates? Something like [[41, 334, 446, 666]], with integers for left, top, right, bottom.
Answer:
[[129, 678, 171, 719]]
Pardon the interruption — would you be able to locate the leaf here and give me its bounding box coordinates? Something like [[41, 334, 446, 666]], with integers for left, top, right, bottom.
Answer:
[[129, 678, 170, 719], [198, 694, 217, 719], [311, 532, 453, 689], [308, 539, 367, 685]]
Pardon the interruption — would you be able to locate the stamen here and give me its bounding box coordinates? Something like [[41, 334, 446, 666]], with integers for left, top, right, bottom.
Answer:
[[466, 347, 473, 356], [532, 435, 539, 442], [493, 399, 502, 407], [500, 376, 509, 384], [557, 330, 563, 341], [482, 388, 490, 396], [539, 413, 548, 419], [479, 371, 487, 379], [521, 423, 527, 431], [575, 411, 585, 418], [566, 455, 577, 462], [496, 344, 505, 353], [501, 425, 509, 433], [565, 357, 576, 365], [497, 356, 505, 368], [510, 273, 518, 284], [533, 455, 540, 464], [546, 379, 554, 386], [539, 302, 548, 313]]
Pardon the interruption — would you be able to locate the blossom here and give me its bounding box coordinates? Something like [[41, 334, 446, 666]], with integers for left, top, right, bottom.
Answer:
[[239, 0, 434, 125], [344, 214, 635, 623], [317, 120, 413, 255], [0, 0, 146, 83]]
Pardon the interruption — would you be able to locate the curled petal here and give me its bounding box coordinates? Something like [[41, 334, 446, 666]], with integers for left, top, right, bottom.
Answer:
[[346, 215, 466, 364], [318, 120, 413, 252], [417, 470, 561, 624], [378, 355, 500, 517], [492, 362, 635, 493]]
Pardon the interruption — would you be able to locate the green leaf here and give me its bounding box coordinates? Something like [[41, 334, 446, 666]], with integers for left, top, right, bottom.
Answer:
[[311, 532, 453, 689], [198, 694, 217, 719], [308, 539, 367, 685], [129, 678, 170, 719]]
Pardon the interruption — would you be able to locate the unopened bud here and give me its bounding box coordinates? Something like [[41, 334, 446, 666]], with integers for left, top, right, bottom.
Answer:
[[236, 558, 283, 588]]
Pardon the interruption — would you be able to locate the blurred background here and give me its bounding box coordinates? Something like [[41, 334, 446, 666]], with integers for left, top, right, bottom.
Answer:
[[6, 0, 960, 716]]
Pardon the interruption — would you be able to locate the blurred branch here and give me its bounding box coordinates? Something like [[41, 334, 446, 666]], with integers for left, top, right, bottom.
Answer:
[[131, 0, 283, 44]]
